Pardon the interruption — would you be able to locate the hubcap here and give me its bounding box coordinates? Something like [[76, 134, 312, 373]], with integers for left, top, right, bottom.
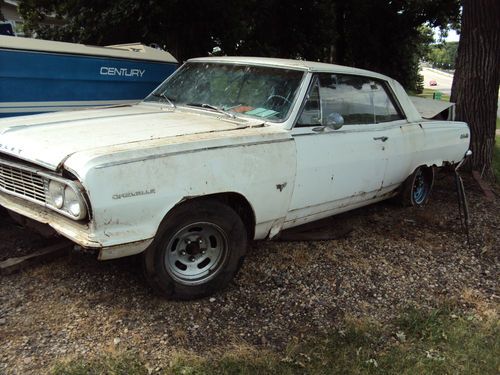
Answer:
[[164, 222, 228, 285], [412, 169, 428, 204]]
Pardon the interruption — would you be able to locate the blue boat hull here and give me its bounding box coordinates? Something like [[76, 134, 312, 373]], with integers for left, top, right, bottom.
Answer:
[[0, 48, 177, 117]]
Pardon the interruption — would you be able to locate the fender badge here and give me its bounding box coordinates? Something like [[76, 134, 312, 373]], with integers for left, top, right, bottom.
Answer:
[[113, 188, 156, 200]]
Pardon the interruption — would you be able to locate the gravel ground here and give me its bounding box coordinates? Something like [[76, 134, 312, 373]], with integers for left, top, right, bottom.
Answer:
[[0, 173, 498, 374]]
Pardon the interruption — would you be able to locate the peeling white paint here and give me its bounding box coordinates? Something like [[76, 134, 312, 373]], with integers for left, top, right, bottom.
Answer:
[[0, 58, 470, 260]]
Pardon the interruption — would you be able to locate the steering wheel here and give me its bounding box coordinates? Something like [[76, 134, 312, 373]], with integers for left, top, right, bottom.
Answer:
[[265, 94, 292, 109]]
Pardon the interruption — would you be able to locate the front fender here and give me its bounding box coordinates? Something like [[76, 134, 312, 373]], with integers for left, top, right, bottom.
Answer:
[[69, 135, 297, 249]]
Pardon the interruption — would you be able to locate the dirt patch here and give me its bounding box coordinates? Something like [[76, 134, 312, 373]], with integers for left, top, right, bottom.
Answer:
[[0, 173, 498, 374], [0, 212, 47, 262]]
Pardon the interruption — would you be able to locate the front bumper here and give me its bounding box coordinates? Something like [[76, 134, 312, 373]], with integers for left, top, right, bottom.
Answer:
[[0, 192, 152, 259]]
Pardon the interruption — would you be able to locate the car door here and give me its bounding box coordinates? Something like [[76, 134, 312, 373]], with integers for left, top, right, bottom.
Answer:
[[285, 73, 405, 227], [364, 78, 418, 189], [382, 121, 425, 189]]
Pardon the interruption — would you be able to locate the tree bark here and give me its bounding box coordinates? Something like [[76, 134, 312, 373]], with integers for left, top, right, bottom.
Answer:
[[450, 0, 500, 177]]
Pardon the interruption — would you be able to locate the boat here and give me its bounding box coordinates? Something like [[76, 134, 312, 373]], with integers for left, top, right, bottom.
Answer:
[[0, 35, 178, 117]]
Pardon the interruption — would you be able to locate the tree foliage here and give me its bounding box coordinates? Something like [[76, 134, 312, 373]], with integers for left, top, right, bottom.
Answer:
[[18, 0, 460, 91], [426, 42, 459, 70]]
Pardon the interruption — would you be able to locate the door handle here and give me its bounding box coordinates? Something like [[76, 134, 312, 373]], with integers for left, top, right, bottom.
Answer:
[[373, 136, 388, 142]]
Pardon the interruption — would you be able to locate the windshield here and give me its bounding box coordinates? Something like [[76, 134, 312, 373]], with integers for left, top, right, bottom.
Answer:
[[145, 62, 305, 122]]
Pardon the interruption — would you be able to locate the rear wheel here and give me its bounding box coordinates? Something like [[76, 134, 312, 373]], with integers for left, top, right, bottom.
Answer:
[[398, 166, 434, 207], [143, 200, 247, 300]]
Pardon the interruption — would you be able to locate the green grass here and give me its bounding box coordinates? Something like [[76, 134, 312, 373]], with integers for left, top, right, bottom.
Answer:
[[494, 135, 500, 181], [418, 88, 451, 102], [52, 306, 499, 375], [494, 117, 500, 181], [51, 353, 147, 375]]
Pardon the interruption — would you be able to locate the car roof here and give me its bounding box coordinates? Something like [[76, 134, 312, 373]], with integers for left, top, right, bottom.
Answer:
[[188, 56, 391, 81]]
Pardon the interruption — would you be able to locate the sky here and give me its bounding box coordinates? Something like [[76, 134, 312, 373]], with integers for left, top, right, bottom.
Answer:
[[444, 29, 460, 42], [434, 28, 460, 42]]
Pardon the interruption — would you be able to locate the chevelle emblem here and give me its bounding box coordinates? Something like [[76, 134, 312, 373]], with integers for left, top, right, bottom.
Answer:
[[112, 188, 156, 200], [460, 133, 469, 139]]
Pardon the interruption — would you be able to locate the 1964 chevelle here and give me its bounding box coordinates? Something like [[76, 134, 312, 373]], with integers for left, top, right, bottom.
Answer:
[[0, 57, 469, 299]]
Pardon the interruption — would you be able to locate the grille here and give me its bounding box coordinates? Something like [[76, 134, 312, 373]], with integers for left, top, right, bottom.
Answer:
[[0, 163, 47, 203]]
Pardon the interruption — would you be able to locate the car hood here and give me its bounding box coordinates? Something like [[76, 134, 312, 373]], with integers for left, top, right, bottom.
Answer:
[[0, 104, 264, 171]]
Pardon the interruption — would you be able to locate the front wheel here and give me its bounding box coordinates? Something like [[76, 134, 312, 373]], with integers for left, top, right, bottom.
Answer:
[[398, 166, 435, 207], [143, 200, 248, 300]]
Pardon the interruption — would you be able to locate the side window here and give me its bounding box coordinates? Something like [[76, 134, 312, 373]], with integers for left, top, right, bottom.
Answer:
[[296, 77, 321, 126], [318, 74, 404, 125], [296, 73, 404, 127]]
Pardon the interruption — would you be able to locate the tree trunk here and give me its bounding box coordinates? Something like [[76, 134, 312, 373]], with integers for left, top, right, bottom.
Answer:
[[450, 0, 500, 177]]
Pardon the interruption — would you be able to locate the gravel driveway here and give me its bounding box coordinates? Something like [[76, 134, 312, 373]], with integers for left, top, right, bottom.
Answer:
[[0, 173, 498, 374]]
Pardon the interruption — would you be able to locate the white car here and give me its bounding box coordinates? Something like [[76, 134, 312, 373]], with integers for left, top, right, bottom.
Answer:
[[0, 57, 470, 299]]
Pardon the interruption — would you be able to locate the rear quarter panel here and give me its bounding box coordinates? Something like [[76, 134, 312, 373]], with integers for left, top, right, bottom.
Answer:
[[418, 120, 470, 167]]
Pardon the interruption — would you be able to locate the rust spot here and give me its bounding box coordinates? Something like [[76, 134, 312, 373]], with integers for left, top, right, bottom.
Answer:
[[276, 182, 287, 192]]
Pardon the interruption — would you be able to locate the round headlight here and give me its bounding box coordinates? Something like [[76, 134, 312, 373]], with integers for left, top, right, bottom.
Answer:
[[48, 180, 65, 208], [64, 186, 84, 218]]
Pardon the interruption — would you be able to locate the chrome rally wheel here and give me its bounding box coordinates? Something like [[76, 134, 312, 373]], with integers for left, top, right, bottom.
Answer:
[[398, 166, 435, 207], [165, 222, 228, 286], [412, 168, 430, 205], [143, 199, 247, 300]]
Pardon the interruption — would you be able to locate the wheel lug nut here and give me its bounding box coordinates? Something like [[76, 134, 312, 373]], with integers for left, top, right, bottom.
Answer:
[[186, 240, 191, 244], [189, 256, 196, 262], [201, 250, 206, 255], [180, 250, 186, 256], [198, 239, 203, 244]]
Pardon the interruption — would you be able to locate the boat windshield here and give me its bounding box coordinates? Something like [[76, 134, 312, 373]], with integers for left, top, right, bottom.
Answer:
[[144, 62, 305, 122]]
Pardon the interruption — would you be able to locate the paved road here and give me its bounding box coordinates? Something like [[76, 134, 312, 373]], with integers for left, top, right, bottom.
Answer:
[[420, 67, 500, 118], [420, 67, 454, 95]]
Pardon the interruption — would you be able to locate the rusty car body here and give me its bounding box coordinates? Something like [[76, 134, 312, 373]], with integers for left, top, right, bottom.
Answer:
[[0, 57, 470, 299]]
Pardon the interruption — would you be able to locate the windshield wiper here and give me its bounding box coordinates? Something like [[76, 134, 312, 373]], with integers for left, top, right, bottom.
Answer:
[[151, 92, 176, 108], [186, 102, 236, 119]]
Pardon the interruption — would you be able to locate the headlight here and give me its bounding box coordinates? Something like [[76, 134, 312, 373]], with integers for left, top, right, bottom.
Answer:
[[64, 185, 85, 218], [48, 180, 65, 208], [46, 179, 87, 220]]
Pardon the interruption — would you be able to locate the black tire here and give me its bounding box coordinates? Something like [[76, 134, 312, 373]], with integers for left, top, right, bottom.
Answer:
[[143, 199, 247, 300], [398, 166, 435, 207]]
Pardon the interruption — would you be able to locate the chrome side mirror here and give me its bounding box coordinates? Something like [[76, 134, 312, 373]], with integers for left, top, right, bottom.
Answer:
[[323, 112, 344, 130]]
